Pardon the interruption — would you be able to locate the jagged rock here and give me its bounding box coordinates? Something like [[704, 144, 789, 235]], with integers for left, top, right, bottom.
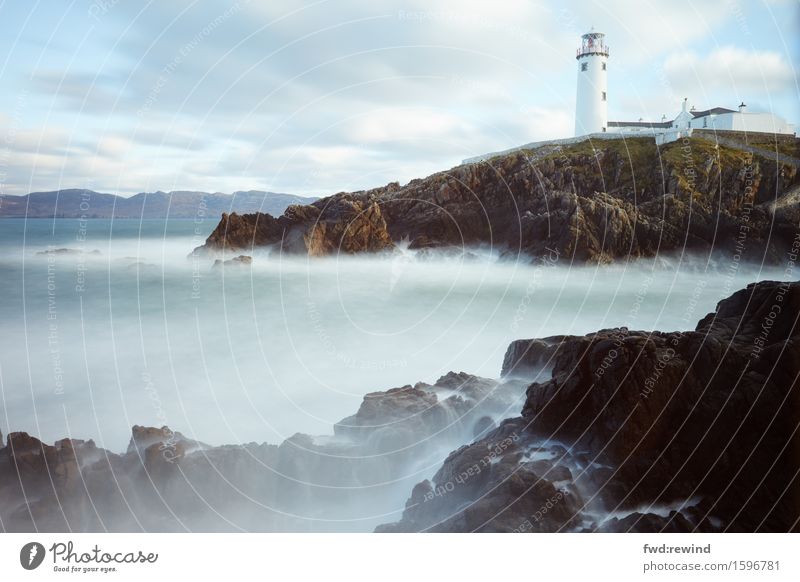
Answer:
[[194, 138, 800, 263], [334, 372, 524, 453], [212, 255, 252, 268], [5, 432, 51, 478], [196, 211, 284, 254], [519, 280, 800, 529], [377, 418, 584, 532], [127, 425, 202, 455], [501, 336, 568, 377], [377, 280, 800, 533], [596, 511, 695, 533], [472, 416, 496, 439], [0, 371, 525, 532], [2, 281, 797, 532], [292, 198, 394, 256], [195, 197, 394, 257], [334, 385, 440, 450]]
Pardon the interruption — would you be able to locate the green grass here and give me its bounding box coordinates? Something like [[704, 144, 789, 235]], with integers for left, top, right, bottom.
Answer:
[[748, 138, 800, 159], [659, 137, 755, 196], [480, 135, 784, 203]]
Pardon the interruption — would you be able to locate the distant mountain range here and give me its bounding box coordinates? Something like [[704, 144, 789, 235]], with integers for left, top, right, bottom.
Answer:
[[0, 189, 319, 219]]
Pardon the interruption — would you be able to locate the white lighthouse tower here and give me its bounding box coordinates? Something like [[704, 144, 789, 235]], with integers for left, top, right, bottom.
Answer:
[[574, 29, 609, 136]]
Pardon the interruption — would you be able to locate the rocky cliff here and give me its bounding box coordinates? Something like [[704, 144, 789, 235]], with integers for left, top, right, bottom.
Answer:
[[0, 373, 526, 532], [377, 280, 800, 532], [195, 197, 394, 257], [2, 281, 797, 532], [194, 136, 800, 263]]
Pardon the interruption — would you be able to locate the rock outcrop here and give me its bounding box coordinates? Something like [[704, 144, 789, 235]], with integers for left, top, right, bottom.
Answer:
[[212, 255, 253, 268], [334, 372, 515, 450], [377, 280, 800, 532], [195, 197, 394, 257], [3, 281, 797, 532], [194, 137, 800, 263], [0, 372, 525, 532]]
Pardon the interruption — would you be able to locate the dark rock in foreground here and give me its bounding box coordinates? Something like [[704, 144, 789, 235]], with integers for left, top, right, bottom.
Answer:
[[377, 280, 800, 532], [0, 372, 524, 532], [2, 281, 797, 532]]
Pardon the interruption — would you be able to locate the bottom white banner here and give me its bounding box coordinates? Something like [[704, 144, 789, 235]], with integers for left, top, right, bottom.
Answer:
[[1, 533, 797, 581]]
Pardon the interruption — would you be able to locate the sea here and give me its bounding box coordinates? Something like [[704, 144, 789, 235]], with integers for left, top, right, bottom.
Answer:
[[0, 217, 784, 451]]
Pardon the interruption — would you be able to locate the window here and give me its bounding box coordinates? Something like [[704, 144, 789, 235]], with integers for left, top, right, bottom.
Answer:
[[602, 62, 606, 71], [581, 62, 588, 71], [602, 91, 607, 101], [602, 127, 607, 132]]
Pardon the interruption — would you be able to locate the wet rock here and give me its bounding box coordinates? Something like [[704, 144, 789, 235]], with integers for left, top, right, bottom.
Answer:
[[36, 248, 101, 256], [501, 336, 567, 378], [0, 371, 526, 532], [212, 254, 253, 268], [127, 425, 203, 455], [2, 281, 797, 533], [597, 511, 694, 533], [379, 419, 584, 532], [472, 416, 496, 439], [517, 281, 800, 530], [334, 372, 523, 454], [377, 281, 800, 533], [195, 197, 394, 257]]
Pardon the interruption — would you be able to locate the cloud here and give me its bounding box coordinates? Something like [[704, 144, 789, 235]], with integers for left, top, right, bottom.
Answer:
[[347, 108, 465, 144], [553, 0, 731, 65], [664, 46, 795, 94], [2, 0, 797, 196], [30, 71, 120, 113], [519, 106, 574, 142]]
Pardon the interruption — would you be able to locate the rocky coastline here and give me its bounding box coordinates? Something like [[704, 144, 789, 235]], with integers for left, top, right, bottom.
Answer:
[[2, 280, 797, 532], [193, 136, 800, 264], [378, 280, 800, 532]]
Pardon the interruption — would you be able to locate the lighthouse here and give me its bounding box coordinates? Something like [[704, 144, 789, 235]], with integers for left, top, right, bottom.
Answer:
[[574, 29, 609, 136]]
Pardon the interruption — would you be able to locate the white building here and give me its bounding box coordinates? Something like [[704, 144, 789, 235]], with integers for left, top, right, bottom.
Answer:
[[465, 30, 797, 163], [609, 98, 795, 142], [573, 29, 796, 143], [574, 29, 609, 136]]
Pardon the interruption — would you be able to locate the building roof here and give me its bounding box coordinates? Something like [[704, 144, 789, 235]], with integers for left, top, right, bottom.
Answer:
[[608, 120, 672, 128], [691, 107, 735, 118]]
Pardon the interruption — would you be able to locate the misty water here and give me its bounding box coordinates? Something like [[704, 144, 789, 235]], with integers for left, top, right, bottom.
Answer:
[[0, 218, 783, 452]]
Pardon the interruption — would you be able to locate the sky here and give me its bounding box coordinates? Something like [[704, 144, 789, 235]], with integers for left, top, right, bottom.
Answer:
[[0, 0, 797, 197]]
